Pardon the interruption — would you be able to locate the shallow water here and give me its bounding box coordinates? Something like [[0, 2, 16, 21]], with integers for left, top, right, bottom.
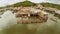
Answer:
[[0, 10, 60, 34], [0, 10, 17, 30]]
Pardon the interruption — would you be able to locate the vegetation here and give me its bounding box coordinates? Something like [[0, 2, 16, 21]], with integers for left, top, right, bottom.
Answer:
[[41, 3, 60, 10], [0, 1, 59, 10], [6, 1, 36, 7], [6, 1, 60, 10]]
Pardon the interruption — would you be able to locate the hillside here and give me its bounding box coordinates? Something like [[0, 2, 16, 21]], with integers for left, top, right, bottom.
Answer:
[[6, 1, 36, 7], [3, 1, 60, 10], [41, 3, 60, 10]]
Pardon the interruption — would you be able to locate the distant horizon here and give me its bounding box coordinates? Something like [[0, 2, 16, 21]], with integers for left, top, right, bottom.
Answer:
[[0, 0, 60, 7]]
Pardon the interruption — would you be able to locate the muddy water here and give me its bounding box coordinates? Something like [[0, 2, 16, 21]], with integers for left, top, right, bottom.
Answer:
[[0, 10, 17, 30], [0, 10, 60, 34]]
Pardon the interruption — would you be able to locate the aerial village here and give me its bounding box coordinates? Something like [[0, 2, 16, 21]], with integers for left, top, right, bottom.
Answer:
[[0, 0, 60, 24], [0, 0, 60, 34]]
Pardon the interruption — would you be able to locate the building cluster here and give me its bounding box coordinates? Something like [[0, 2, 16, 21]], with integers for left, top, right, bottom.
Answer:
[[0, 6, 48, 24], [44, 7, 60, 19], [13, 7, 48, 24]]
